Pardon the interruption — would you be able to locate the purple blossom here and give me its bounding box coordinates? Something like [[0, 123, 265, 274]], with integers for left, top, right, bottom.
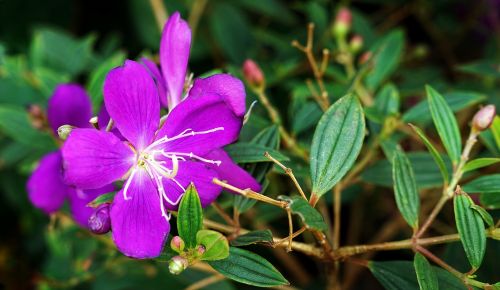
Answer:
[[27, 84, 114, 227]]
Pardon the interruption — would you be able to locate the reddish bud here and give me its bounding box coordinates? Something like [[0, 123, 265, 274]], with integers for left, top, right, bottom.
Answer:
[[358, 51, 372, 65], [242, 59, 265, 88], [349, 35, 363, 53], [170, 236, 185, 253], [472, 105, 496, 131], [333, 7, 352, 37], [197, 245, 206, 256], [27, 104, 46, 129]]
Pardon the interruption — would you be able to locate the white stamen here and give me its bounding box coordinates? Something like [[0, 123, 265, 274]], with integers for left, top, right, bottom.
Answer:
[[123, 168, 137, 200]]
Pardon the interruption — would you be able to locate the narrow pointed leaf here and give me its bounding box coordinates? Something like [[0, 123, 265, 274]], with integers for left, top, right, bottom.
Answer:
[[225, 143, 288, 163], [231, 230, 274, 246], [177, 184, 203, 248], [208, 247, 289, 287], [470, 204, 494, 228], [392, 150, 420, 229], [414, 253, 438, 290], [426, 86, 462, 165], [463, 158, 500, 173], [310, 94, 365, 196], [462, 174, 500, 193], [454, 190, 486, 270], [278, 196, 327, 231], [409, 124, 449, 183]]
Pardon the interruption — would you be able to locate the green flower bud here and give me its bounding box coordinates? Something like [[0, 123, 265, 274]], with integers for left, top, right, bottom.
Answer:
[[57, 125, 74, 140], [168, 256, 188, 275]]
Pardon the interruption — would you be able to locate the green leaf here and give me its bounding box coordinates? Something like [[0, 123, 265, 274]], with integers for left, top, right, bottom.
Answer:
[[310, 94, 365, 196], [458, 59, 500, 78], [278, 196, 327, 231], [392, 150, 420, 229], [490, 116, 500, 150], [403, 91, 486, 124], [463, 158, 500, 173], [231, 230, 274, 247], [362, 152, 452, 189], [87, 51, 126, 111], [369, 261, 466, 290], [292, 101, 322, 134], [365, 30, 405, 90], [470, 204, 494, 228], [426, 85, 462, 165], [196, 230, 229, 261], [208, 247, 288, 287], [409, 124, 449, 183], [225, 143, 288, 163], [177, 184, 203, 249], [454, 191, 486, 270], [88, 192, 115, 208], [374, 83, 400, 117], [414, 253, 438, 290], [480, 193, 500, 209], [462, 174, 500, 193]]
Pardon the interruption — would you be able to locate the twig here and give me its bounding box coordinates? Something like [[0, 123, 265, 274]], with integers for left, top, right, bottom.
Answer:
[[187, 0, 208, 39], [264, 151, 307, 200], [185, 274, 225, 290], [148, 0, 168, 31], [211, 202, 235, 226], [213, 178, 287, 209]]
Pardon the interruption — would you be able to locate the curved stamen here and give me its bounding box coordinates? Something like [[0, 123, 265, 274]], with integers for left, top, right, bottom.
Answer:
[[123, 167, 138, 200], [159, 151, 221, 166], [146, 127, 225, 151]]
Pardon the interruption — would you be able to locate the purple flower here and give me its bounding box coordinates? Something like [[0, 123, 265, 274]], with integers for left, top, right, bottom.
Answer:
[[143, 11, 260, 194], [27, 84, 114, 227], [62, 60, 248, 258]]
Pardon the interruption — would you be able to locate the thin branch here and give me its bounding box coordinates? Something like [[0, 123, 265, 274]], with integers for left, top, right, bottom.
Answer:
[[264, 151, 307, 200], [211, 202, 235, 226], [185, 274, 225, 290], [148, 0, 168, 31]]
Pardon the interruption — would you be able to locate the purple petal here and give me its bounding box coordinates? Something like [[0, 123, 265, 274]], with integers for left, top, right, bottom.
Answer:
[[163, 161, 221, 210], [47, 84, 92, 134], [67, 184, 115, 227], [205, 149, 261, 193], [160, 12, 191, 109], [156, 93, 242, 156], [62, 128, 134, 189], [111, 170, 170, 258], [189, 74, 246, 117], [27, 151, 68, 214], [140, 58, 168, 108], [104, 60, 160, 150]]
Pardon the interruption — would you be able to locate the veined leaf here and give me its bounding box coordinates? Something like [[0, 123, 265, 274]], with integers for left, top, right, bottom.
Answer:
[[310, 94, 365, 196], [454, 190, 486, 270], [414, 253, 438, 290], [225, 143, 288, 163], [470, 204, 494, 228], [426, 85, 462, 165], [480, 193, 500, 210], [463, 158, 500, 173], [177, 184, 203, 249], [409, 124, 449, 183], [196, 230, 229, 261], [231, 230, 273, 247], [278, 196, 327, 231], [392, 150, 420, 229], [462, 174, 500, 193], [208, 247, 289, 287]]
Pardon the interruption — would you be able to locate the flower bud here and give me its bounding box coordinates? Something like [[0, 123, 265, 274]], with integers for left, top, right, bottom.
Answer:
[[57, 125, 74, 140], [170, 236, 185, 253], [88, 203, 111, 234], [349, 35, 363, 53], [332, 7, 352, 37], [196, 244, 206, 256], [168, 256, 188, 275], [358, 51, 372, 65], [27, 104, 46, 129], [472, 105, 496, 131], [242, 59, 265, 89]]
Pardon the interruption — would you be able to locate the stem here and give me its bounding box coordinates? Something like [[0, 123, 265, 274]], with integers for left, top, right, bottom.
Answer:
[[185, 274, 225, 290], [264, 151, 307, 200], [415, 195, 449, 238], [148, 0, 168, 31], [211, 202, 235, 226], [187, 0, 208, 39], [213, 178, 287, 208]]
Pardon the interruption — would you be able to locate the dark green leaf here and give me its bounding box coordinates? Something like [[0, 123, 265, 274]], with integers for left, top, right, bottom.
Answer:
[[196, 230, 229, 261], [88, 192, 115, 208], [463, 158, 500, 173], [480, 193, 500, 210], [463, 174, 500, 193], [414, 253, 438, 290], [231, 230, 274, 247], [292, 101, 322, 134], [454, 191, 486, 270], [470, 204, 494, 228], [278, 196, 327, 231], [310, 94, 365, 196], [374, 83, 400, 117], [392, 150, 420, 229], [208, 247, 288, 287], [409, 124, 449, 183], [225, 143, 288, 163], [177, 184, 203, 249], [426, 86, 462, 165], [458, 60, 500, 78]]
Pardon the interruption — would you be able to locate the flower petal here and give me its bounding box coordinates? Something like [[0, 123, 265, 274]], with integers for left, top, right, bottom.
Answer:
[[163, 161, 221, 210], [97, 106, 124, 139], [104, 60, 160, 150], [68, 184, 115, 227], [140, 58, 168, 108], [189, 74, 246, 117], [27, 151, 68, 214], [47, 84, 92, 134], [160, 12, 191, 109], [205, 149, 261, 193], [156, 93, 242, 156], [62, 128, 134, 189], [111, 170, 170, 258]]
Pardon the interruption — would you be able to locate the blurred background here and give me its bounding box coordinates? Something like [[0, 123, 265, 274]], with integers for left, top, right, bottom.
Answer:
[[0, 0, 499, 289]]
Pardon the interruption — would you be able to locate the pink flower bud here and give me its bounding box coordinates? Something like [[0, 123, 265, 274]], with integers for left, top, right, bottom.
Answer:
[[242, 59, 265, 88], [197, 245, 206, 256], [349, 35, 363, 53], [170, 236, 185, 253], [168, 256, 188, 275], [358, 51, 372, 65], [333, 7, 352, 37], [472, 105, 496, 131]]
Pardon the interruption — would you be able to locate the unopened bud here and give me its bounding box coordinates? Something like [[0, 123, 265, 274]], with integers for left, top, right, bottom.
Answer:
[[168, 256, 188, 275], [88, 203, 111, 234], [170, 236, 185, 253], [472, 105, 496, 131], [333, 7, 352, 37], [242, 59, 265, 88], [349, 35, 363, 53], [197, 245, 206, 256], [358, 51, 372, 65], [27, 104, 46, 129], [89, 116, 99, 129], [57, 125, 74, 140]]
